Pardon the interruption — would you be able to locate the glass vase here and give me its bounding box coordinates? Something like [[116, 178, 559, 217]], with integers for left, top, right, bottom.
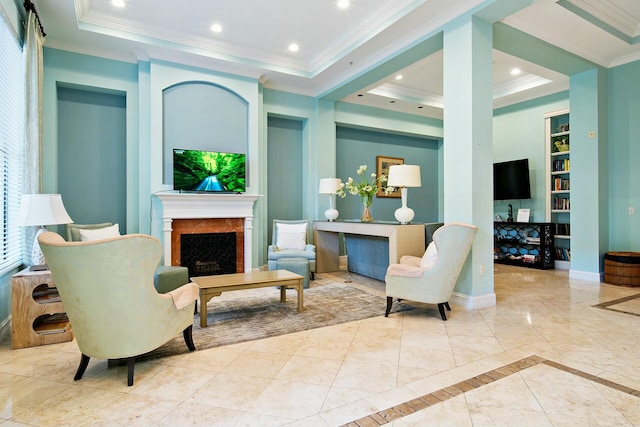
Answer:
[[361, 195, 373, 222]]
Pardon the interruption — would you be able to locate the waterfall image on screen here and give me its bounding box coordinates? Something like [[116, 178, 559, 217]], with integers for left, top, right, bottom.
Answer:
[[173, 149, 246, 193]]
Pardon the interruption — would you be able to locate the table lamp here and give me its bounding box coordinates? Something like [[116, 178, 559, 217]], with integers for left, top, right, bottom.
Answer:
[[318, 178, 342, 221], [387, 165, 421, 224], [18, 194, 74, 270]]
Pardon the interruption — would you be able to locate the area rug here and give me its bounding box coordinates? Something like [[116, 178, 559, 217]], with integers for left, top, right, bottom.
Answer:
[[146, 282, 412, 359]]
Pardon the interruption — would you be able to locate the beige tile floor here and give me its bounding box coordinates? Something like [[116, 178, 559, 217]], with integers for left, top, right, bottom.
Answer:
[[1, 264, 640, 426]]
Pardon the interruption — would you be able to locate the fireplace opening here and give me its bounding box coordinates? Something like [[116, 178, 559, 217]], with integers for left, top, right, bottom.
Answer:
[[181, 232, 236, 277]]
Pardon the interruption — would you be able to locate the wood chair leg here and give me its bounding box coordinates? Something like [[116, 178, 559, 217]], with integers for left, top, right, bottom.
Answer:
[[444, 302, 451, 311], [74, 354, 90, 381], [183, 325, 196, 351], [127, 357, 135, 386], [385, 296, 393, 317], [437, 303, 447, 321]]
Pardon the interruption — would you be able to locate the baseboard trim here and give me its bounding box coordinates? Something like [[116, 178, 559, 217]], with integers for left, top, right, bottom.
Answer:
[[569, 269, 602, 284], [450, 291, 496, 310]]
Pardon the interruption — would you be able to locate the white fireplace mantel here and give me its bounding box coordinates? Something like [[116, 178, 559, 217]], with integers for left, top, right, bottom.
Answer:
[[152, 191, 260, 271]]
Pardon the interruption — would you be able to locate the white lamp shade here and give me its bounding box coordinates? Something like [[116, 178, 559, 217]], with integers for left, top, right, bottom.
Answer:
[[17, 194, 74, 226], [319, 178, 342, 194], [387, 165, 421, 188]]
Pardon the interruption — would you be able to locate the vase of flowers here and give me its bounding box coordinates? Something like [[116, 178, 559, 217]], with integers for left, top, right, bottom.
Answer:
[[337, 165, 389, 222]]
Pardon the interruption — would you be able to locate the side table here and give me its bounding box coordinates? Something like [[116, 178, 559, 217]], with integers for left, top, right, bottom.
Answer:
[[11, 267, 73, 349]]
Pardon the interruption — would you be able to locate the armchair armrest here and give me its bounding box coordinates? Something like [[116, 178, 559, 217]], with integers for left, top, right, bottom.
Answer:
[[399, 255, 421, 267], [386, 263, 426, 278], [167, 283, 199, 309]]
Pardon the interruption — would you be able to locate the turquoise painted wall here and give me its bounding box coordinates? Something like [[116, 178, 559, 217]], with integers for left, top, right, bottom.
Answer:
[[38, 48, 640, 278], [42, 48, 140, 233], [570, 68, 608, 275], [162, 82, 248, 185], [267, 117, 304, 248], [335, 127, 440, 223], [493, 92, 569, 222], [608, 60, 640, 250], [57, 87, 127, 228]]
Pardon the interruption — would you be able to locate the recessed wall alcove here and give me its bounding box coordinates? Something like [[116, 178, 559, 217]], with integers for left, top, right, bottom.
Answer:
[[162, 81, 249, 186]]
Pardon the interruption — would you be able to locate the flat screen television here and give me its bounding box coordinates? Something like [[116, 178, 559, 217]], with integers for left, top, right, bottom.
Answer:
[[493, 158, 531, 200], [173, 149, 246, 193]]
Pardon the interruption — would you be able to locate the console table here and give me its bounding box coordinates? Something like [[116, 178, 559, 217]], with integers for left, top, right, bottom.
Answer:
[[313, 221, 425, 280]]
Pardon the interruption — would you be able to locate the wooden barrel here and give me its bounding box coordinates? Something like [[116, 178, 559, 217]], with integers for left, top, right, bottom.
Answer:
[[604, 252, 640, 287]]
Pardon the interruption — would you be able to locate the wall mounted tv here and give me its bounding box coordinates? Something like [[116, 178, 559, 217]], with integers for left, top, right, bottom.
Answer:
[[173, 149, 246, 193], [493, 158, 531, 200]]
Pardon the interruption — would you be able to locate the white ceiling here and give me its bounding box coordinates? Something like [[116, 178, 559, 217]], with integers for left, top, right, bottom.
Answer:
[[33, 0, 640, 119]]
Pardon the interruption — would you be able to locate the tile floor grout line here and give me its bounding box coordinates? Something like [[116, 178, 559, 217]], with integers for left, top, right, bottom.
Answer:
[[340, 355, 640, 427]]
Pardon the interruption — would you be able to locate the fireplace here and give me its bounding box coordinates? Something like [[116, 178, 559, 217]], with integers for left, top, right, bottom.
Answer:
[[171, 218, 244, 273], [181, 232, 236, 277], [152, 192, 260, 272]]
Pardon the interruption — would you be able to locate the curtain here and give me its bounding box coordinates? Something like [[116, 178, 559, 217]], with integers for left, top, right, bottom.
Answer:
[[23, 10, 45, 265]]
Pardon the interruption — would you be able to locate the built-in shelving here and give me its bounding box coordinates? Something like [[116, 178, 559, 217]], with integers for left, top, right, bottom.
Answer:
[[545, 109, 571, 270]]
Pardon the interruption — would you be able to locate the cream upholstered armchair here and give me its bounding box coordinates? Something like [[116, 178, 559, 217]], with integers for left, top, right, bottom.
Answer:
[[66, 223, 189, 294], [384, 222, 478, 320], [38, 231, 198, 386]]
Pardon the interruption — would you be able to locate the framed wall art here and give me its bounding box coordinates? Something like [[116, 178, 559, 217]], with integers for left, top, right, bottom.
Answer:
[[376, 155, 404, 198]]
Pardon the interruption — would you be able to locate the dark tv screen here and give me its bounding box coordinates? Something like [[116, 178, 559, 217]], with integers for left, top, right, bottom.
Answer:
[[173, 149, 246, 193], [493, 158, 531, 200]]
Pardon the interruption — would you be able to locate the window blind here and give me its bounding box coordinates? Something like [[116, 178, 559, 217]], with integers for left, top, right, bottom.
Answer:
[[0, 13, 25, 273]]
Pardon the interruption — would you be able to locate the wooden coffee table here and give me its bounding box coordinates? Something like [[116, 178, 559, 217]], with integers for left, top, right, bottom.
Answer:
[[191, 270, 304, 327]]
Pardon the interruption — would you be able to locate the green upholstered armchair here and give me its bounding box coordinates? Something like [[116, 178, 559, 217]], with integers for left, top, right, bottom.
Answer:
[[65, 223, 189, 294], [384, 223, 478, 320], [38, 231, 198, 386]]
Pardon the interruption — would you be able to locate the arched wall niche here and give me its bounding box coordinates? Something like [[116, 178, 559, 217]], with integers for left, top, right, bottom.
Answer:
[[162, 81, 249, 185]]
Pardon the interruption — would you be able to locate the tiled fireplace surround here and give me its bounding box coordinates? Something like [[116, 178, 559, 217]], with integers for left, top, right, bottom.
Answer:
[[153, 192, 260, 272]]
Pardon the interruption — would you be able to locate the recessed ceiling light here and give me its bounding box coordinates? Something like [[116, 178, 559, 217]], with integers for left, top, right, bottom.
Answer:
[[511, 68, 522, 75], [210, 23, 223, 33], [112, 0, 125, 7], [395, 74, 403, 80], [390, 100, 396, 103], [337, 0, 350, 9], [357, 94, 363, 97], [288, 43, 300, 53]]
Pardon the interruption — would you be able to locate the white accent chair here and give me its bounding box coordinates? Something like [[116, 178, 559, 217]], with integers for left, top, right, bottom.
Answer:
[[267, 220, 316, 286], [384, 222, 478, 320], [38, 231, 198, 386]]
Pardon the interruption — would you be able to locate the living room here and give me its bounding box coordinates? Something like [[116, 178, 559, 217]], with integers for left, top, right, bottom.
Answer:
[[1, 0, 640, 339], [1, 1, 640, 424]]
